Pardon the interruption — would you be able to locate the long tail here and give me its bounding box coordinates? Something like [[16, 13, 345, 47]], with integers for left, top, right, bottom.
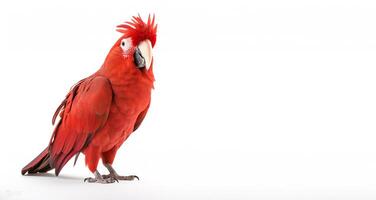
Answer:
[[21, 147, 54, 175]]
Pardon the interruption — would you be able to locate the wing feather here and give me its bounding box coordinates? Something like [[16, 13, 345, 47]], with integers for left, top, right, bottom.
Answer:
[[49, 76, 113, 175], [133, 102, 150, 132]]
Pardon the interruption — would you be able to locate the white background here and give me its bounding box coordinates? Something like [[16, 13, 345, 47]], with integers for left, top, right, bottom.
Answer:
[[1, 0, 376, 199]]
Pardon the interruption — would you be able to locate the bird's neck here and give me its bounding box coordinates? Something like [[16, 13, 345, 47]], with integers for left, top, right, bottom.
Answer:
[[95, 63, 154, 94]]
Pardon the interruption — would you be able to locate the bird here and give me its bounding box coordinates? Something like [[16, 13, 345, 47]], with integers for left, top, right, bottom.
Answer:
[[21, 15, 157, 184]]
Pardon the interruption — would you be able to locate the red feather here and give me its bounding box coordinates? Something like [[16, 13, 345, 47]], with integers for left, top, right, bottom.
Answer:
[[49, 76, 113, 175], [117, 14, 157, 47]]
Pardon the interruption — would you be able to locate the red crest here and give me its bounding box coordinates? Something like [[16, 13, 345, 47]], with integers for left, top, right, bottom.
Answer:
[[117, 14, 157, 47]]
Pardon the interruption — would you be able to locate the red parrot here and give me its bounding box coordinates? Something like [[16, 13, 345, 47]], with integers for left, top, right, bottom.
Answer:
[[21, 15, 157, 183]]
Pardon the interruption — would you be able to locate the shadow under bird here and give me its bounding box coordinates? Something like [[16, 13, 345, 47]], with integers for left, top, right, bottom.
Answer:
[[21, 15, 157, 184]]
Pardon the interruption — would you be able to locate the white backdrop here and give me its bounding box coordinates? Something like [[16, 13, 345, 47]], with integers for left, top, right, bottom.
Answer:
[[1, 0, 376, 199]]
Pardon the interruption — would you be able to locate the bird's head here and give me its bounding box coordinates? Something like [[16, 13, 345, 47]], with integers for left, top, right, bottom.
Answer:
[[102, 15, 157, 82]]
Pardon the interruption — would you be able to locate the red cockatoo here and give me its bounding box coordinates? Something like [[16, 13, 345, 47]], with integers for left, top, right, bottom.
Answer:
[[21, 15, 157, 184]]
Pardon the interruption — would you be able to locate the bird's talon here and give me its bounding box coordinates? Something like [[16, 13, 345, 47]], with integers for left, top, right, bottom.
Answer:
[[118, 175, 139, 181], [101, 174, 139, 181], [84, 177, 100, 183]]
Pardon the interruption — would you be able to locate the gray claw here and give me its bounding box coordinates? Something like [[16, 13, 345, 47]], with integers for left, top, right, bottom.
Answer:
[[84, 177, 118, 184], [101, 174, 139, 181], [84, 170, 118, 184], [118, 175, 139, 181], [103, 164, 139, 181], [131, 175, 139, 180]]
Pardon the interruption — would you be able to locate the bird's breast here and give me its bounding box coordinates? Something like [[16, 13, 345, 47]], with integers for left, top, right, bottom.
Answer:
[[93, 82, 152, 151]]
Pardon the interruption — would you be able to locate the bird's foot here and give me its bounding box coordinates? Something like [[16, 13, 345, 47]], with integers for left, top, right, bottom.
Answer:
[[102, 174, 139, 181], [84, 176, 118, 184], [103, 164, 140, 181], [84, 170, 119, 184]]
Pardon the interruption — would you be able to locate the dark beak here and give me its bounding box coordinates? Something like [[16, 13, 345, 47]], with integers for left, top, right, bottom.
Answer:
[[134, 47, 146, 69]]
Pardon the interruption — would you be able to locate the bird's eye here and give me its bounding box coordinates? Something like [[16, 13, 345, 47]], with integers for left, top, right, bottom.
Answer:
[[120, 38, 132, 52]]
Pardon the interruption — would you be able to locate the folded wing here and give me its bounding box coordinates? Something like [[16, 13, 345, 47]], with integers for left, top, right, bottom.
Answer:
[[50, 76, 113, 175]]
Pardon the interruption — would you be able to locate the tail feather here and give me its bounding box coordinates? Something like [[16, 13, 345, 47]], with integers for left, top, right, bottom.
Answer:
[[21, 147, 54, 175]]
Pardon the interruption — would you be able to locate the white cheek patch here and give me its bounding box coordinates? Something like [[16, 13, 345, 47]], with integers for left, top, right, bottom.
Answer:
[[120, 38, 132, 54]]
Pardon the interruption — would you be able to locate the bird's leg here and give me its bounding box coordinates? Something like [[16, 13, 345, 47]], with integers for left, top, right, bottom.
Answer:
[[84, 170, 119, 184], [102, 164, 139, 181]]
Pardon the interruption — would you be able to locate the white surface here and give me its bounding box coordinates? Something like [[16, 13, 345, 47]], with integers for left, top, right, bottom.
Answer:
[[1, 0, 376, 199]]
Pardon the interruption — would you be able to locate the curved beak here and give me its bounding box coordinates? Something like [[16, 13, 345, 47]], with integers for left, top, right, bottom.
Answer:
[[134, 39, 153, 70]]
